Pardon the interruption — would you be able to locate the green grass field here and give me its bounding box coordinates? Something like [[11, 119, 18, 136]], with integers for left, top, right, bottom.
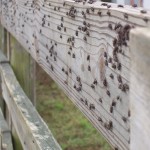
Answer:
[[36, 65, 112, 150]]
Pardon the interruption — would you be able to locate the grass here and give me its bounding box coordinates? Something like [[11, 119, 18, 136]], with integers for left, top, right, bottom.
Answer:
[[36, 65, 112, 150]]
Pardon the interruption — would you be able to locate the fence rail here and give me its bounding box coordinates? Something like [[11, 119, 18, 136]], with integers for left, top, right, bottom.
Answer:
[[0, 0, 150, 150], [0, 50, 61, 150]]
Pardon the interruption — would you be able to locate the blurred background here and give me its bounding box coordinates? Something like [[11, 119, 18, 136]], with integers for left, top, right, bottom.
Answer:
[[36, 64, 112, 150]]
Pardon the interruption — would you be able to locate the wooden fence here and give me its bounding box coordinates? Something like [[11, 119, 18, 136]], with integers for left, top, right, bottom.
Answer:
[[0, 0, 150, 150], [0, 50, 61, 150]]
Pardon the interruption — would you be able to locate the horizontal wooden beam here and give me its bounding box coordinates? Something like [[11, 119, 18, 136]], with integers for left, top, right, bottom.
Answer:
[[0, 0, 150, 149], [0, 51, 61, 150]]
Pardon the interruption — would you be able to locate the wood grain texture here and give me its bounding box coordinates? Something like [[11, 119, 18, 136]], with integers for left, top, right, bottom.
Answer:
[[0, 0, 150, 149], [0, 109, 13, 150], [10, 32, 36, 149], [130, 28, 150, 150], [0, 51, 62, 150]]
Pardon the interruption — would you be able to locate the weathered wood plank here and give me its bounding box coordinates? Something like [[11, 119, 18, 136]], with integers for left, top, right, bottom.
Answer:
[[0, 0, 150, 149], [0, 108, 13, 150], [0, 51, 61, 150], [130, 28, 150, 150], [10, 30, 36, 150]]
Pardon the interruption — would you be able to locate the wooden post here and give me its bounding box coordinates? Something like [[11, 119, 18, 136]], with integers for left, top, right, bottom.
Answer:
[[1, 29, 7, 55], [130, 27, 150, 150], [0, 26, 4, 110], [0, 108, 13, 150], [5, 32, 12, 129], [7, 34, 36, 150], [0, 27, 7, 116], [0, 27, 36, 149], [10, 36, 36, 106], [29, 56, 36, 106], [6, 32, 10, 61]]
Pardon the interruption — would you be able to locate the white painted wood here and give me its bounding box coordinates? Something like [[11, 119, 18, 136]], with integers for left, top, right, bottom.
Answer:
[[0, 51, 62, 150], [0, 0, 150, 149], [130, 27, 150, 150]]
